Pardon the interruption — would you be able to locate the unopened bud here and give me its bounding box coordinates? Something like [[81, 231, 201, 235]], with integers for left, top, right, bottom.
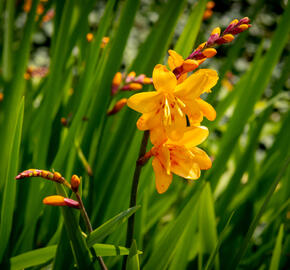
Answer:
[[203, 48, 217, 58], [111, 72, 122, 95], [230, 19, 239, 25], [71, 175, 80, 192], [143, 77, 153, 84], [197, 42, 207, 50], [61, 117, 68, 126], [182, 59, 199, 72], [0, 93, 3, 102], [112, 72, 122, 86], [206, 1, 215, 9], [238, 24, 249, 31], [122, 83, 142, 91], [43, 195, 80, 209], [239, 17, 250, 25], [101, 36, 109, 48], [222, 34, 234, 42], [211, 27, 221, 36], [203, 9, 213, 20], [107, 98, 128, 115], [86, 33, 94, 42]]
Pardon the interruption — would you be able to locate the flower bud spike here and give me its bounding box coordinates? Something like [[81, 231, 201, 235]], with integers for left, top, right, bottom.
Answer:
[[43, 195, 80, 209]]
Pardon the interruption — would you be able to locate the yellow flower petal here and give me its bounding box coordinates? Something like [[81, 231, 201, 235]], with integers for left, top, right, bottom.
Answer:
[[168, 126, 209, 148], [195, 98, 216, 121], [137, 112, 161, 130], [127, 91, 162, 113], [181, 99, 203, 124], [156, 145, 171, 175], [152, 157, 172, 194], [150, 126, 167, 145], [169, 147, 201, 179], [174, 69, 218, 99], [168, 50, 184, 70], [190, 147, 212, 170], [153, 64, 177, 93]]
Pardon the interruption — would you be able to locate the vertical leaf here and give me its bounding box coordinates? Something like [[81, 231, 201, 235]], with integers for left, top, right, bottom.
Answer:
[[269, 224, 284, 270], [0, 98, 25, 261]]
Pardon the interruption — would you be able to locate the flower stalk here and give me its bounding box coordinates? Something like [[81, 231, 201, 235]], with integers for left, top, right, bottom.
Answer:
[[122, 130, 150, 270]]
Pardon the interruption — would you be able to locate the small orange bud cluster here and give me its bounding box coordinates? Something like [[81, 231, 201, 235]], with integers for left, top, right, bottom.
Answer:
[[101, 37, 110, 48], [203, 1, 215, 20], [0, 92, 3, 102], [173, 17, 251, 79], [86, 33, 94, 42], [24, 66, 49, 79], [16, 169, 84, 209], [42, 9, 55, 23], [111, 71, 152, 95]]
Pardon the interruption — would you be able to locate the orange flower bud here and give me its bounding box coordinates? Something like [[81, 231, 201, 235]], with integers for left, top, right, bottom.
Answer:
[[197, 42, 207, 50], [101, 36, 110, 48], [0, 93, 3, 102], [230, 19, 239, 25], [203, 48, 217, 58], [37, 4, 44, 15], [222, 34, 234, 42], [71, 175, 80, 192], [61, 117, 68, 126], [128, 83, 142, 90], [211, 27, 221, 36], [86, 33, 94, 42], [183, 59, 199, 72], [127, 71, 136, 78], [206, 1, 215, 9], [107, 98, 128, 115], [143, 77, 153, 84], [24, 72, 31, 80], [112, 72, 122, 86], [203, 9, 213, 20], [43, 195, 80, 209], [238, 24, 249, 31]]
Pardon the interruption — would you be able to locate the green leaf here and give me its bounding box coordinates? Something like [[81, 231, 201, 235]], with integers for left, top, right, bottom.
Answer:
[[269, 224, 284, 270], [0, 97, 24, 261], [208, 1, 290, 190], [143, 183, 205, 270], [10, 245, 57, 270], [126, 240, 140, 270], [87, 206, 141, 247], [92, 243, 142, 257]]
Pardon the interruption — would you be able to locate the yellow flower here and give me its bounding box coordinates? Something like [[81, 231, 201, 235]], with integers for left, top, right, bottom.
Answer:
[[127, 64, 218, 144], [148, 126, 212, 193]]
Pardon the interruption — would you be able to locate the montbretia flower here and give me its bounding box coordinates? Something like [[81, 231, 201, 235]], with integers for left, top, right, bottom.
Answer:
[[145, 126, 211, 193], [127, 64, 218, 144]]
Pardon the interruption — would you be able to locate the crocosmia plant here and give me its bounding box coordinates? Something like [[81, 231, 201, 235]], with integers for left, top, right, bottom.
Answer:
[[1, 1, 289, 270]]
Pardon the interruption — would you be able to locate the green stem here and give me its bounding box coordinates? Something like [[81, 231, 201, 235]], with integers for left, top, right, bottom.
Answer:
[[122, 130, 150, 270], [74, 192, 107, 270]]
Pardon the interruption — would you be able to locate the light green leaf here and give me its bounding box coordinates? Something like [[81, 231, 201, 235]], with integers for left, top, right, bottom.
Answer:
[[87, 206, 141, 247], [269, 224, 284, 270]]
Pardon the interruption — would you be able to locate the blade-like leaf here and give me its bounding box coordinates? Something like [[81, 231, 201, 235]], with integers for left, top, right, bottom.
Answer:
[[10, 246, 57, 270], [269, 224, 284, 270], [87, 206, 141, 247], [0, 98, 24, 261]]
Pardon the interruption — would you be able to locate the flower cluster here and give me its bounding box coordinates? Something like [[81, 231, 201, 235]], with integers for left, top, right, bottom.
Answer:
[[127, 18, 250, 193], [16, 169, 81, 209], [111, 71, 153, 96]]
